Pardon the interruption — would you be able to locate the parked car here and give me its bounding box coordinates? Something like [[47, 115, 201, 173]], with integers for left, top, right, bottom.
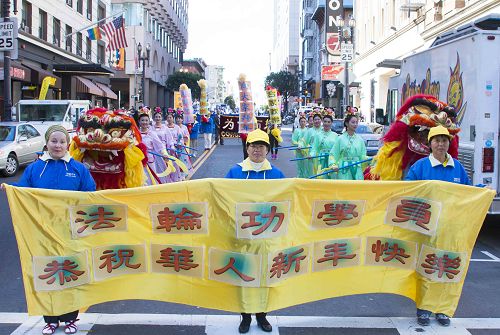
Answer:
[[0, 122, 45, 177], [331, 119, 344, 134], [356, 123, 382, 156]]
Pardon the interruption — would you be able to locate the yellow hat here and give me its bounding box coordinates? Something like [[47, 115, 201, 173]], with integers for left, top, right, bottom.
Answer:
[[428, 125, 453, 142], [246, 129, 270, 145]]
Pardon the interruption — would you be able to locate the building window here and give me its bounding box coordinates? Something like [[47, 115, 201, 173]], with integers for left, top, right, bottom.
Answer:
[[86, 37, 92, 60], [53, 17, 60, 47], [38, 9, 47, 40], [97, 43, 105, 64], [77, 0, 83, 14], [76, 32, 83, 56], [98, 2, 106, 23], [21, 1, 32, 34], [65, 25, 72, 52], [87, 0, 92, 20], [66, 0, 73, 7]]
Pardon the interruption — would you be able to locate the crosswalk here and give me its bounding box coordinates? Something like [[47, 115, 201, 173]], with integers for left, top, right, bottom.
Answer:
[[2, 313, 500, 334]]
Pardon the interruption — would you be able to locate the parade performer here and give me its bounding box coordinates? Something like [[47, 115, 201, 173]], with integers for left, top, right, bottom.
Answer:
[[152, 107, 178, 182], [302, 111, 322, 174], [366, 94, 460, 180], [69, 107, 146, 189], [310, 112, 338, 178], [267, 123, 282, 160], [165, 109, 185, 181], [137, 107, 173, 184], [6, 125, 96, 335], [225, 128, 284, 333], [405, 125, 470, 327], [329, 111, 368, 180], [291, 114, 309, 177], [175, 109, 193, 174], [197, 79, 214, 150]]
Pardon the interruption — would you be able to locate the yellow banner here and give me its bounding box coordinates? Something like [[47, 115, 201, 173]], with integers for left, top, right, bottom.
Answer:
[[38, 76, 57, 100], [4, 179, 494, 316]]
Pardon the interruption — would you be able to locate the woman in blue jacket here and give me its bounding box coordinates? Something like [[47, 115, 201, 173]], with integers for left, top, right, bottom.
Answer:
[[405, 125, 470, 328], [6, 125, 96, 335], [225, 129, 284, 333]]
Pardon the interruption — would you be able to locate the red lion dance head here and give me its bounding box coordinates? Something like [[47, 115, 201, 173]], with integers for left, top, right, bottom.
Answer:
[[69, 108, 147, 189], [367, 94, 460, 180]]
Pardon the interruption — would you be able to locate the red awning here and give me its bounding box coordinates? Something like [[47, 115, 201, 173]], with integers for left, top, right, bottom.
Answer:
[[76, 76, 104, 96], [95, 82, 118, 100]]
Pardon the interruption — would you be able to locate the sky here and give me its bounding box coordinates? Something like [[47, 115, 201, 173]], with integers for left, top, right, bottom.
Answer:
[[184, 0, 274, 106]]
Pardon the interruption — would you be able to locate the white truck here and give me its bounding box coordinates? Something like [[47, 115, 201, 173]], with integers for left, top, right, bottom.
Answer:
[[386, 14, 500, 214], [12, 100, 91, 135]]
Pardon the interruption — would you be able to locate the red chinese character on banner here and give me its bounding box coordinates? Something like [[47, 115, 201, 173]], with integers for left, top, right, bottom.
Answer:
[[421, 253, 461, 279], [99, 249, 141, 273], [241, 206, 285, 236], [157, 207, 203, 232], [392, 199, 432, 230], [317, 243, 357, 266], [156, 247, 199, 272], [317, 203, 358, 225], [270, 248, 306, 278], [371, 240, 410, 264], [38, 260, 85, 285], [75, 207, 122, 233], [213, 257, 255, 282]]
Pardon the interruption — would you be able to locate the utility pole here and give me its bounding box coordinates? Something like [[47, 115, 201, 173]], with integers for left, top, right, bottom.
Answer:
[[1, 0, 12, 121]]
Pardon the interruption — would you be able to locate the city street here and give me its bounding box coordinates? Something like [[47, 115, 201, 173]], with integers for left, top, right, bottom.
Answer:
[[1, 127, 500, 335]]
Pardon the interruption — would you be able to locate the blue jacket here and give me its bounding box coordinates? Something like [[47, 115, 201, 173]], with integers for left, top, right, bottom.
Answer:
[[15, 152, 96, 191], [225, 159, 285, 179], [190, 121, 200, 139], [199, 113, 214, 134], [405, 154, 470, 185]]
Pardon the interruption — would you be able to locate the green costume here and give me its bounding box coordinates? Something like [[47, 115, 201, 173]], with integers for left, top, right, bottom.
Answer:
[[329, 132, 367, 180], [291, 127, 309, 178], [311, 129, 338, 178], [302, 126, 321, 176]]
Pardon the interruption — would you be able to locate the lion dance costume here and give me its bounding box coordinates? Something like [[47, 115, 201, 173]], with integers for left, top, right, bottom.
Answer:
[[367, 94, 460, 180], [70, 108, 147, 189]]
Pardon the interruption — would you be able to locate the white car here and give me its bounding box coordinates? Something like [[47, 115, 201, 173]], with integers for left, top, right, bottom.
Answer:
[[0, 122, 45, 177], [355, 123, 382, 156]]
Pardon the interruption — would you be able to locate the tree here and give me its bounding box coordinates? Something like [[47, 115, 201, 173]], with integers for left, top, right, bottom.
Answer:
[[224, 95, 236, 111], [165, 72, 204, 100], [264, 71, 299, 116]]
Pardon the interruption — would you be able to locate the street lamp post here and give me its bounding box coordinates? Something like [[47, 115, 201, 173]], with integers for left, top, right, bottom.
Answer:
[[137, 42, 150, 105], [338, 15, 355, 115]]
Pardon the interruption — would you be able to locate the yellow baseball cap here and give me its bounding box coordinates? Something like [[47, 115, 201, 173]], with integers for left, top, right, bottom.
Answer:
[[246, 129, 270, 145], [428, 125, 453, 142]]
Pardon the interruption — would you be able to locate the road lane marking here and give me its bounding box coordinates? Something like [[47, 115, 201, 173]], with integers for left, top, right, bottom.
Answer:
[[470, 250, 500, 262], [3, 313, 500, 334]]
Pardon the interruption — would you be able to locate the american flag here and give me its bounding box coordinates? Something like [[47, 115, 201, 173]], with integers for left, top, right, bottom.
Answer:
[[102, 15, 128, 51]]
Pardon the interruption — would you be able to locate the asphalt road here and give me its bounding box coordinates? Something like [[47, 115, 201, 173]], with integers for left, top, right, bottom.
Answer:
[[1, 127, 500, 335]]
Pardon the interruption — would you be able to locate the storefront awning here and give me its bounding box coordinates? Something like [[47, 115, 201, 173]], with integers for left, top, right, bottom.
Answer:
[[54, 64, 114, 76], [76, 76, 104, 96], [21, 62, 62, 89], [95, 82, 118, 100]]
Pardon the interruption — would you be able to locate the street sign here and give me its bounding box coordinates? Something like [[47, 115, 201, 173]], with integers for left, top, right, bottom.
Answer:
[[340, 43, 354, 62], [0, 18, 18, 51]]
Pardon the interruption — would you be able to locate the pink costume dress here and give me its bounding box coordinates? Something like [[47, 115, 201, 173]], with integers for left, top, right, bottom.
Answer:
[[141, 128, 169, 185], [177, 123, 193, 171], [152, 124, 177, 182], [166, 123, 185, 180]]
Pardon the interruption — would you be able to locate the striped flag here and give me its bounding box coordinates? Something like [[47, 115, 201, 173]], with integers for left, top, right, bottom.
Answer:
[[102, 15, 128, 51], [87, 27, 102, 40]]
